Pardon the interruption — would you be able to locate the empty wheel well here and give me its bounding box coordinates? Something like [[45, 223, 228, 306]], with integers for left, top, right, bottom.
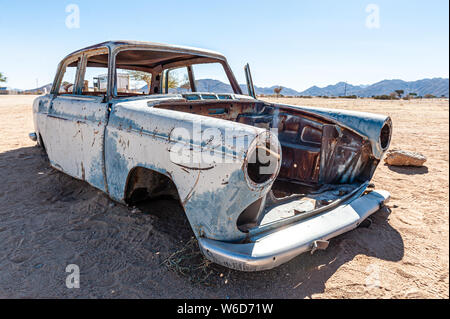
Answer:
[[124, 167, 181, 205]]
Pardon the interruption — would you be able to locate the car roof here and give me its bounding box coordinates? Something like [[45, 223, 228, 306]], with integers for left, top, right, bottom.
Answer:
[[65, 40, 227, 61]]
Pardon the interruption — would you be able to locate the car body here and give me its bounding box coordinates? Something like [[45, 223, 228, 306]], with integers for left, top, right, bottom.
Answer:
[[30, 41, 392, 271]]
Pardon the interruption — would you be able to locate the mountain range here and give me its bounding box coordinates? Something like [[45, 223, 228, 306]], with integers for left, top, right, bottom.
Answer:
[[20, 77, 449, 97], [197, 77, 448, 97]]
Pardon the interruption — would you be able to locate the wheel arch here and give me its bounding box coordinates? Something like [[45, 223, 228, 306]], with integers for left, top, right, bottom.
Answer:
[[123, 165, 184, 206]]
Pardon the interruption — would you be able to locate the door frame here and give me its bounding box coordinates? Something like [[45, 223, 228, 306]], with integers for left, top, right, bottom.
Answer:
[[47, 46, 112, 192]]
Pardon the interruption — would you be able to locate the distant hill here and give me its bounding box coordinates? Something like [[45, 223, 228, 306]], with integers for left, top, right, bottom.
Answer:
[[23, 83, 52, 94], [357, 78, 449, 97], [195, 79, 234, 93], [248, 84, 301, 96], [300, 82, 363, 96]]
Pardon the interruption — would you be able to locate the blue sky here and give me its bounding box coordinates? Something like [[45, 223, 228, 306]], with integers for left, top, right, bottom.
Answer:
[[0, 0, 448, 90]]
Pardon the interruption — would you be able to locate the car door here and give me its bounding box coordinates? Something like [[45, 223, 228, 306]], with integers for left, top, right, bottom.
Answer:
[[44, 48, 110, 192]]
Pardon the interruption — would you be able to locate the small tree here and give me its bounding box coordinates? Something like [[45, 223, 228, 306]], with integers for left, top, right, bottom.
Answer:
[[406, 92, 417, 100], [389, 92, 398, 100], [168, 76, 179, 89], [61, 81, 73, 93], [273, 86, 283, 98], [394, 90, 404, 99], [0, 72, 7, 83]]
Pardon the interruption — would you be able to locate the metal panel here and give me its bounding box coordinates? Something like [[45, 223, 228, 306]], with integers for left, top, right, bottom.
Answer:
[[199, 190, 390, 271]]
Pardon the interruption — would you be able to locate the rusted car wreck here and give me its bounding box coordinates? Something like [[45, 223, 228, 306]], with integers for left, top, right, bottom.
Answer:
[[29, 41, 392, 271]]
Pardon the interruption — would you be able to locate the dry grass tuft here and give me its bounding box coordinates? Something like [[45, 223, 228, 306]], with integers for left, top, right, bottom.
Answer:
[[163, 237, 222, 285]]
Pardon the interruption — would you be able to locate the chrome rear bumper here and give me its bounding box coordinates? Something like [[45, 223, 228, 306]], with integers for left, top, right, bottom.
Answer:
[[198, 190, 390, 271]]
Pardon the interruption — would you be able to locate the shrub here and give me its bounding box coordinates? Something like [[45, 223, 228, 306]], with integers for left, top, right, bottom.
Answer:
[[373, 95, 395, 100]]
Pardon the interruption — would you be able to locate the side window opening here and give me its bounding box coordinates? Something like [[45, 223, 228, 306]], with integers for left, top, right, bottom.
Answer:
[[81, 53, 109, 96], [115, 49, 155, 97], [117, 69, 152, 96], [162, 67, 192, 94], [58, 60, 79, 94]]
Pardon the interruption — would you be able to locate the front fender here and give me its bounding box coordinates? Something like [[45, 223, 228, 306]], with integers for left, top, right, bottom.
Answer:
[[105, 99, 277, 241]]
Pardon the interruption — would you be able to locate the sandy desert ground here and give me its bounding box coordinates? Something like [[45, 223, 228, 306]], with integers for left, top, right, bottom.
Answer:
[[0, 95, 448, 298]]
